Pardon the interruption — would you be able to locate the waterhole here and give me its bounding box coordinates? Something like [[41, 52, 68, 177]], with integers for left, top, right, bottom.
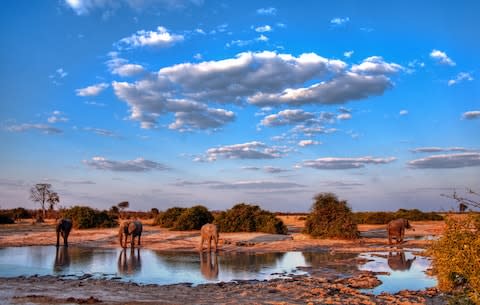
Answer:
[[0, 246, 436, 293]]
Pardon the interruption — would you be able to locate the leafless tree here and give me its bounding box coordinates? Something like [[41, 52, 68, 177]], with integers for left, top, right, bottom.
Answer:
[[441, 188, 480, 211], [30, 184, 58, 218]]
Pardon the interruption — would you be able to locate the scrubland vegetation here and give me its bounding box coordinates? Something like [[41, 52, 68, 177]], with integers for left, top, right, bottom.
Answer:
[[430, 214, 480, 304]]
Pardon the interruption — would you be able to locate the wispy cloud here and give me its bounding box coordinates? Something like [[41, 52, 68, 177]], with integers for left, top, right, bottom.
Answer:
[[6, 123, 63, 134], [462, 110, 480, 120], [106, 52, 145, 77], [399, 110, 408, 116], [408, 152, 480, 169], [83, 127, 118, 137], [430, 49, 456, 66], [344, 50, 354, 58], [117, 26, 184, 49], [411, 147, 473, 153], [49, 68, 68, 85], [448, 72, 473, 86], [298, 156, 396, 170], [83, 156, 170, 172], [76, 83, 109, 96], [256, 7, 277, 15], [261, 109, 315, 127]]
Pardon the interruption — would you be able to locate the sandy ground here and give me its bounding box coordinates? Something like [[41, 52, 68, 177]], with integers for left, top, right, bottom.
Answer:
[[0, 217, 447, 304]]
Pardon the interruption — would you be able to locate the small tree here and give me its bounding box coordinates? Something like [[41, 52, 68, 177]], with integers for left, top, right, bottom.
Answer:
[[30, 183, 56, 218], [442, 189, 480, 210], [117, 201, 129, 218], [303, 193, 359, 239], [47, 192, 60, 211]]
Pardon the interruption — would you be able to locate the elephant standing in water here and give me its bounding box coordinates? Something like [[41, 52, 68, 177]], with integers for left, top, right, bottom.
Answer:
[[387, 218, 414, 244], [56, 218, 72, 247], [199, 223, 219, 252], [387, 252, 416, 271], [119, 220, 143, 248]]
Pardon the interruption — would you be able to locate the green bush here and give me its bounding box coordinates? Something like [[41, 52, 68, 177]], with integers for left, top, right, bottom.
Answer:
[[303, 193, 359, 239], [429, 214, 480, 304], [354, 209, 444, 224], [0, 214, 14, 224], [215, 203, 287, 234], [62, 206, 118, 229], [10, 207, 32, 220], [155, 207, 186, 227], [173, 205, 214, 230]]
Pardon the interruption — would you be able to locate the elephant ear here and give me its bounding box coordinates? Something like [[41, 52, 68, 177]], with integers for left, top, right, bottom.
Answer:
[[128, 222, 137, 234]]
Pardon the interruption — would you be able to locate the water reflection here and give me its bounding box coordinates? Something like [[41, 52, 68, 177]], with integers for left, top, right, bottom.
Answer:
[[199, 252, 218, 280], [117, 248, 142, 275], [387, 252, 416, 271], [54, 246, 70, 272]]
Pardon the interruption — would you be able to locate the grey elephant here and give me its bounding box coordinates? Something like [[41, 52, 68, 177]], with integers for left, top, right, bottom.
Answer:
[[199, 223, 219, 252], [56, 218, 72, 247], [387, 218, 414, 244], [119, 220, 143, 248], [387, 252, 416, 271]]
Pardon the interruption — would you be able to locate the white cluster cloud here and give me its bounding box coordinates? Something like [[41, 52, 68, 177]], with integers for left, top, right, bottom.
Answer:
[[344, 50, 354, 58], [462, 110, 480, 120], [408, 152, 480, 169], [106, 53, 145, 77], [448, 72, 473, 86], [47, 111, 69, 123], [255, 25, 272, 32], [196, 141, 282, 162], [111, 51, 402, 130], [298, 156, 396, 170], [167, 100, 235, 131], [83, 156, 169, 172], [336, 113, 352, 120], [117, 26, 184, 49], [330, 17, 350, 26], [6, 123, 63, 134], [76, 83, 109, 96], [261, 109, 315, 127], [298, 140, 321, 147], [429, 49, 455, 66]]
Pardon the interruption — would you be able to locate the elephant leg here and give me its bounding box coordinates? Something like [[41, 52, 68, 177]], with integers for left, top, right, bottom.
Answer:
[[130, 235, 135, 248], [214, 236, 218, 252], [199, 236, 204, 251], [208, 237, 212, 252], [56, 231, 60, 247], [138, 233, 141, 246]]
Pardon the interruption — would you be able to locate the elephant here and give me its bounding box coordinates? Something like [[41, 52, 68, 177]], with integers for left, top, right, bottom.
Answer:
[[119, 220, 143, 248], [56, 218, 72, 247], [199, 223, 219, 252], [117, 248, 142, 275], [387, 252, 416, 271], [199, 251, 218, 280], [387, 218, 414, 244]]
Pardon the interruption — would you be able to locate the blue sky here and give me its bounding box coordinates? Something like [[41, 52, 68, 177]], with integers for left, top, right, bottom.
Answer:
[[1, 0, 479, 212]]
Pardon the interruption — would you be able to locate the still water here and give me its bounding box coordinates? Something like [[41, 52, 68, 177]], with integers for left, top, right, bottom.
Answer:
[[0, 246, 436, 293]]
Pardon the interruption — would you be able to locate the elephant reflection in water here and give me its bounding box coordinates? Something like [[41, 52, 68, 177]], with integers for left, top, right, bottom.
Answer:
[[53, 246, 70, 272], [117, 248, 142, 275], [200, 251, 218, 280], [387, 252, 416, 271]]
